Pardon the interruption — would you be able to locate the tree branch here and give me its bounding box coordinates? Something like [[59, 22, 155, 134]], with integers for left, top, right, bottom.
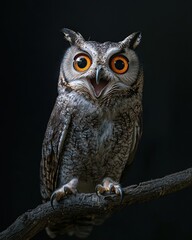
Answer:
[[1, 167, 192, 240]]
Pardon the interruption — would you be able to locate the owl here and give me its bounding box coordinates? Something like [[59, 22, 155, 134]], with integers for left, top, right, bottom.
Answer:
[[40, 28, 143, 238]]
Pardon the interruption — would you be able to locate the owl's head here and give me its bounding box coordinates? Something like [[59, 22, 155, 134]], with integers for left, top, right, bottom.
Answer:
[[59, 28, 142, 99]]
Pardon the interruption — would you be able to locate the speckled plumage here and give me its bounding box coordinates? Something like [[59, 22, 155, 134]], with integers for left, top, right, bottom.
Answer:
[[40, 28, 143, 238]]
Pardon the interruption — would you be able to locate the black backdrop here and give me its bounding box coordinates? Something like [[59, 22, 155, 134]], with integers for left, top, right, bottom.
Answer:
[[1, 0, 192, 239]]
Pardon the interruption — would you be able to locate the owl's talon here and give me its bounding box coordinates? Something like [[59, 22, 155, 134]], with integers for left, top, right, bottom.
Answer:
[[114, 185, 124, 202], [50, 188, 66, 210], [50, 178, 78, 209], [95, 178, 123, 201], [119, 187, 124, 202], [63, 186, 71, 195], [108, 183, 124, 202], [95, 184, 105, 196], [50, 192, 57, 210]]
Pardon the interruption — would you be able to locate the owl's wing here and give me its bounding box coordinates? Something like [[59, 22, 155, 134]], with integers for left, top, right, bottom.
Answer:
[[120, 115, 142, 183], [40, 98, 71, 202]]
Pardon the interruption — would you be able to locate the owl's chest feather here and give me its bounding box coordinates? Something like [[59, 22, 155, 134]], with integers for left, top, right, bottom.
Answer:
[[58, 93, 137, 188], [71, 96, 129, 157]]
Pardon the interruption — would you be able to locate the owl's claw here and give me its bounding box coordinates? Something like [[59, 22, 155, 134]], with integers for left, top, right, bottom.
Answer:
[[95, 184, 106, 197], [50, 192, 57, 209], [50, 178, 78, 209], [109, 183, 124, 202], [95, 177, 123, 202]]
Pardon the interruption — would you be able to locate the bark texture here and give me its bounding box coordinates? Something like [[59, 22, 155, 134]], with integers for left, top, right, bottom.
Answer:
[[0, 167, 192, 240]]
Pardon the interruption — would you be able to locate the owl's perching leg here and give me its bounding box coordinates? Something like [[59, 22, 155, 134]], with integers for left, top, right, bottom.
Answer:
[[50, 178, 78, 209], [95, 177, 123, 201]]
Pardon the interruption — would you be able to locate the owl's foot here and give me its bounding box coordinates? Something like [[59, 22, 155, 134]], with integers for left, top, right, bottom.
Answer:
[[95, 177, 123, 201], [50, 178, 78, 209]]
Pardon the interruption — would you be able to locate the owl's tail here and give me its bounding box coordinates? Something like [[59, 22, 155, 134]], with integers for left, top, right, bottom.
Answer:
[[45, 216, 105, 239]]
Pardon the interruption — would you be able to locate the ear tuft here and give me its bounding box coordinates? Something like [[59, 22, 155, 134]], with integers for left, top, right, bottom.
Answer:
[[120, 32, 142, 49], [61, 28, 85, 46]]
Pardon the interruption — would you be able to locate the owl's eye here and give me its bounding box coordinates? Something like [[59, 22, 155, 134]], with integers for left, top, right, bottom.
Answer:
[[110, 55, 129, 74], [73, 54, 92, 72]]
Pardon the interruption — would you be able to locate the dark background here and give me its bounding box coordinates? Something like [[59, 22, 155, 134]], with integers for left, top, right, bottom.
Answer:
[[1, 0, 192, 239]]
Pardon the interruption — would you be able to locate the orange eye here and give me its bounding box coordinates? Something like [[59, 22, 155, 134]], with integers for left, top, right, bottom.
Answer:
[[73, 53, 92, 72], [110, 55, 129, 74]]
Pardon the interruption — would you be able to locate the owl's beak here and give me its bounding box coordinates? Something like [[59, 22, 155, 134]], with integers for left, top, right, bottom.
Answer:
[[96, 65, 103, 85], [88, 65, 108, 97]]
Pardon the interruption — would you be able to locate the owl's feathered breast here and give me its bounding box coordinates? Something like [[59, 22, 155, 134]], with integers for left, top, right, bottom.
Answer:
[[40, 86, 142, 200]]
